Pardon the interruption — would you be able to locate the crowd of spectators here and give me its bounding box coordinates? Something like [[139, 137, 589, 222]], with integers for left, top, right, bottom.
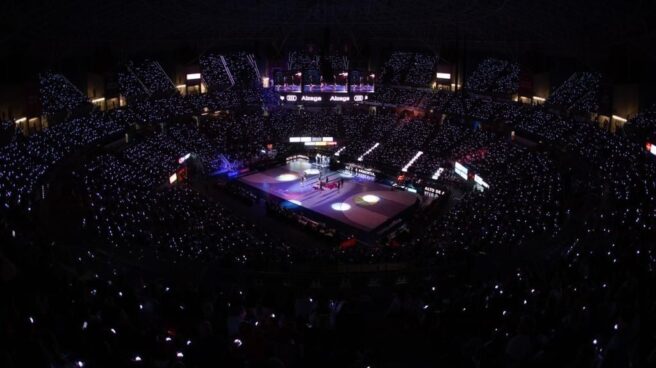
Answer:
[[379, 52, 436, 87], [118, 70, 150, 100], [546, 72, 602, 113], [364, 118, 436, 171], [464, 58, 520, 95], [0, 84, 268, 214], [2, 54, 656, 368], [405, 53, 437, 86], [433, 141, 562, 249], [369, 86, 430, 106], [380, 52, 414, 85], [199, 54, 234, 91], [75, 150, 297, 266], [0, 110, 134, 210], [130, 60, 176, 95], [39, 73, 90, 115], [224, 52, 259, 86], [625, 103, 656, 143], [411, 122, 470, 177]]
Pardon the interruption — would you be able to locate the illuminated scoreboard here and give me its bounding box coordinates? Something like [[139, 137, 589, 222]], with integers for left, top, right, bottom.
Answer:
[[288, 136, 337, 146]]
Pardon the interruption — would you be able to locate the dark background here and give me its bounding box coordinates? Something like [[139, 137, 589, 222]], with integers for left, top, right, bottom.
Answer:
[[1, 0, 655, 99]]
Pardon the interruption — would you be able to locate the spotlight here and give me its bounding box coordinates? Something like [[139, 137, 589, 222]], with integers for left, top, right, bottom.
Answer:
[[277, 173, 298, 182], [361, 194, 380, 204], [331, 203, 351, 211], [304, 168, 320, 175]]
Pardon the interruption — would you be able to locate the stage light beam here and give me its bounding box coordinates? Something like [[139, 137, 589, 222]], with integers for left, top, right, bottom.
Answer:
[[401, 151, 423, 172], [357, 142, 380, 162]]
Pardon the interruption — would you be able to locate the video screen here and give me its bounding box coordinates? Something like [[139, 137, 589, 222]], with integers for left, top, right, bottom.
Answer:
[[349, 70, 375, 93], [274, 69, 374, 94], [302, 69, 348, 93], [274, 70, 302, 93]]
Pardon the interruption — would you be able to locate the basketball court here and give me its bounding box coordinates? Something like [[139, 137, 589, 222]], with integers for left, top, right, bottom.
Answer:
[[238, 159, 419, 233]]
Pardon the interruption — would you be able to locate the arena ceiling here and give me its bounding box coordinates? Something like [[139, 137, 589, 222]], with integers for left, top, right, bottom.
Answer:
[[1, 0, 655, 59]]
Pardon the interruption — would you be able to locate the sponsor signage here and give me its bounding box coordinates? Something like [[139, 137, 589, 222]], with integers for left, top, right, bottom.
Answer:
[[301, 95, 322, 102], [281, 94, 368, 104]]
